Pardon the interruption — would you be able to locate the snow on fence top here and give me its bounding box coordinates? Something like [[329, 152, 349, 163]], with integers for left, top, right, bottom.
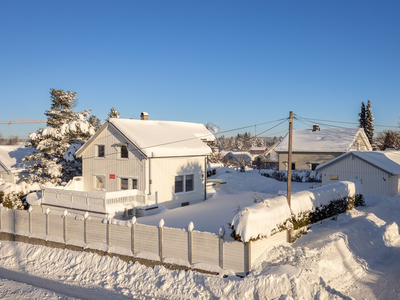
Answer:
[[231, 180, 362, 242]]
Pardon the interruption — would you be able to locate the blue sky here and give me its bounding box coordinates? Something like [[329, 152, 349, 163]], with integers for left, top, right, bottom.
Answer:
[[1, 1, 399, 139]]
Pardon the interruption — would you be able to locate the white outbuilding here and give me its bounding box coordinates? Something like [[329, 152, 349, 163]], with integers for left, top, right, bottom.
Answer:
[[316, 149, 400, 197]]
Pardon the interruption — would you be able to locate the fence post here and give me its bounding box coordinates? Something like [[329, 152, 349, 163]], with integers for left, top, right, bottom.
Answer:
[[188, 222, 194, 265], [0, 204, 3, 230], [45, 208, 50, 236], [219, 226, 225, 269], [158, 219, 164, 261], [63, 210, 68, 243], [155, 191, 158, 204], [83, 212, 89, 244], [245, 241, 251, 275], [28, 207, 33, 234], [106, 214, 111, 246], [131, 216, 136, 255], [13, 205, 17, 234]]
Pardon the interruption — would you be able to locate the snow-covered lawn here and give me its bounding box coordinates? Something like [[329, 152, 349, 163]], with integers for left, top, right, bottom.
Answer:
[[0, 170, 399, 299], [137, 169, 313, 234]]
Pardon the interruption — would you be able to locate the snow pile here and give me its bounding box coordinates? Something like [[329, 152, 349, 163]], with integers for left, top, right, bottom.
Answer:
[[231, 180, 362, 242], [383, 222, 400, 247]]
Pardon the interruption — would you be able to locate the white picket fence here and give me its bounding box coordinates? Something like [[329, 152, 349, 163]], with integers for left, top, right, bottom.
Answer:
[[0, 207, 288, 275]]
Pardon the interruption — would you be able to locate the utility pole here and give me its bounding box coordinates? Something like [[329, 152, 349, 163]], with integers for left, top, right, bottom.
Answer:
[[287, 111, 293, 243], [287, 111, 293, 208]]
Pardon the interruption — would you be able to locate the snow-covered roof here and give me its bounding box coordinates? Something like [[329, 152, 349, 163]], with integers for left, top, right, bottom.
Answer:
[[223, 151, 254, 162], [275, 128, 371, 153], [79, 118, 215, 158], [0, 145, 33, 173], [249, 146, 267, 151], [316, 150, 400, 175]]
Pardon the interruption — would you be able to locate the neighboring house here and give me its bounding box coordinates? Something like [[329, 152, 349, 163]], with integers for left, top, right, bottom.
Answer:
[[249, 146, 267, 155], [41, 114, 215, 217], [222, 151, 253, 170], [254, 141, 279, 169], [274, 125, 372, 171], [316, 149, 400, 197], [0, 145, 33, 184]]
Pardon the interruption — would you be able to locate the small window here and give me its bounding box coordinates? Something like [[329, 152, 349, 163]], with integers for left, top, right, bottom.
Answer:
[[132, 179, 138, 189], [330, 175, 339, 180], [175, 175, 184, 193], [94, 175, 105, 189], [186, 175, 194, 192], [291, 163, 296, 170], [97, 145, 105, 158], [120, 178, 129, 190], [119, 178, 138, 190], [120, 145, 128, 158]]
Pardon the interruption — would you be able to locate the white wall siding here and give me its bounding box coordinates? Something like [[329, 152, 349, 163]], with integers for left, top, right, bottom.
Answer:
[[192, 231, 219, 266], [150, 156, 206, 206], [82, 126, 147, 193], [15, 210, 29, 233], [109, 224, 132, 251], [67, 217, 84, 241], [32, 212, 46, 235], [250, 231, 287, 266], [135, 224, 159, 254], [86, 220, 107, 244], [223, 240, 245, 273], [321, 154, 391, 196], [49, 214, 64, 238], [163, 227, 189, 261]]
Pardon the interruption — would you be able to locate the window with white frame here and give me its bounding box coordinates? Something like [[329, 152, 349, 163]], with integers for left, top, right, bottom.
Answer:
[[94, 175, 105, 190], [120, 145, 128, 159], [175, 174, 194, 193], [97, 145, 105, 158], [119, 177, 138, 190], [330, 175, 339, 180]]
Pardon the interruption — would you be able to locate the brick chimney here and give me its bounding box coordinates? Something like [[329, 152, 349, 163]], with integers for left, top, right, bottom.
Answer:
[[312, 124, 320, 132], [140, 112, 149, 120]]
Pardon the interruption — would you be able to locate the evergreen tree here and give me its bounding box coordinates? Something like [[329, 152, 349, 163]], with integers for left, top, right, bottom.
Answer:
[[358, 102, 366, 129], [108, 107, 120, 118], [365, 100, 374, 144], [24, 89, 96, 184], [88, 114, 102, 131]]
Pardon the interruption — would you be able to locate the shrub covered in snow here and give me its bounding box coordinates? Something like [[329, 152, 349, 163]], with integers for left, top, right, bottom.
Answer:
[[0, 182, 43, 210], [259, 168, 322, 183], [230, 180, 363, 242]]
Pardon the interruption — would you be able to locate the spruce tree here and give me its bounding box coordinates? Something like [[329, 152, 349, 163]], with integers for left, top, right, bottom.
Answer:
[[365, 100, 374, 144], [358, 102, 366, 129], [24, 89, 95, 184]]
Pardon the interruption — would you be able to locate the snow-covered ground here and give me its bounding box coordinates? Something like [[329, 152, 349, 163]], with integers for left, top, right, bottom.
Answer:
[[0, 170, 399, 299]]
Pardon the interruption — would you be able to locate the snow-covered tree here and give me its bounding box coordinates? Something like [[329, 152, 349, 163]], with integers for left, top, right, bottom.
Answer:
[[88, 114, 102, 131], [376, 130, 400, 150], [108, 107, 120, 118], [23, 89, 96, 184]]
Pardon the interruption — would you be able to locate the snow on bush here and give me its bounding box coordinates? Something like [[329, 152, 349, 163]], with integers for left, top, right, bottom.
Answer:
[[231, 180, 362, 242], [259, 168, 322, 183], [230, 196, 291, 242], [1, 181, 44, 209]]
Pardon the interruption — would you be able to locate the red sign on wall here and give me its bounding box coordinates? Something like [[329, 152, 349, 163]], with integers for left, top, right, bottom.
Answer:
[[110, 174, 116, 179]]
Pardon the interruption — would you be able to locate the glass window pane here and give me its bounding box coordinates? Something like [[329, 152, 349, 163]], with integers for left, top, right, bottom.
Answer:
[[132, 179, 138, 189], [186, 175, 194, 191], [98, 145, 105, 157], [120, 145, 128, 158], [96, 176, 105, 189], [175, 175, 183, 193], [121, 178, 128, 190]]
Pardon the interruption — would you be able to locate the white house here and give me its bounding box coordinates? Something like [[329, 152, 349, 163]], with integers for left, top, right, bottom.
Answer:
[[316, 149, 400, 197], [0, 145, 33, 185], [41, 115, 216, 217], [275, 125, 372, 171]]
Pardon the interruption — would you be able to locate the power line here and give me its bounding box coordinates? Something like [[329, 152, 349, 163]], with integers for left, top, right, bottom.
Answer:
[[294, 114, 399, 128]]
